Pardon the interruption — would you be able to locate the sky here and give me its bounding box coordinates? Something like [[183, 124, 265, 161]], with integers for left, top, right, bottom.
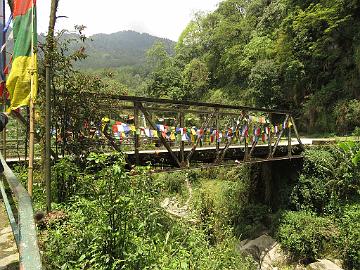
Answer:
[[32, 0, 222, 41]]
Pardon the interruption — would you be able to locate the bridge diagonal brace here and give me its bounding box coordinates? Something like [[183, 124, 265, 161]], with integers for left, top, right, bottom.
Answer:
[[249, 139, 258, 157], [290, 116, 304, 150], [103, 127, 122, 152], [138, 103, 182, 168], [271, 114, 290, 158], [215, 114, 246, 163], [215, 137, 231, 163], [186, 110, 215, 165]]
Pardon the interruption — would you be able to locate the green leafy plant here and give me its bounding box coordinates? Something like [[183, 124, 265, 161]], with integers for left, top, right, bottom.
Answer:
[[276, 211, 338, 262], [338, 203, 360, 270]]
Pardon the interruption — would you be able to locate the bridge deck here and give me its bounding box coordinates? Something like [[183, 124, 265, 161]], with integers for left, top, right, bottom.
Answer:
[[125, 139, 309, 155], [126, 139, 307, 167]]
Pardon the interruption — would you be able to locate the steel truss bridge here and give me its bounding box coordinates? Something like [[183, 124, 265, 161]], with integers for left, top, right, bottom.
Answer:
[[93, 94, 305, 168]]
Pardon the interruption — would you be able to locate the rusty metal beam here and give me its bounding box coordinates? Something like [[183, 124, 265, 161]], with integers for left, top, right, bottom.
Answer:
[[215, 114, 246, 163], [73, 93, 290, 114], [134, 102, 140, 165], [138, 103, 182, 168], [290, 116, 304, 150], [249, 140, 258, 157], [271, 114, 290, 157], [186, 111, 215, 165], [179, 111, 185, 164], [98, 104, 257, 117]]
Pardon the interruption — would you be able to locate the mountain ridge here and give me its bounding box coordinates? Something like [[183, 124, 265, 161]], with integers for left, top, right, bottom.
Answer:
[[76, 30, 175, 69]]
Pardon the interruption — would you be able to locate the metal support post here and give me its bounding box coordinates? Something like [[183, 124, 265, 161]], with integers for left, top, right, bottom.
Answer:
[[134, 102, 140, 165]]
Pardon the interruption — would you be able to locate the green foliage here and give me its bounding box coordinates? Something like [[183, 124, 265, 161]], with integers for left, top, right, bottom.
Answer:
[[155, 171, 187, 195], [192, 165, 271, 240], [290, 145, 360, 214], [52, 156, 80, 203], [278, 143, 360, 267], [167, 0, 360, 132], [334, 99, 360, 133], [42, 155, 256, 269], [45, 152, 170, 269], [233, 203, 270, 239], [353, 127, 360, 139], [338, 203, 360, 270], [276, 211, 338, 262]]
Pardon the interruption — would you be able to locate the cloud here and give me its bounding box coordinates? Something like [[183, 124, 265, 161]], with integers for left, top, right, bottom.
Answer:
[[126, 20, 150, 35]]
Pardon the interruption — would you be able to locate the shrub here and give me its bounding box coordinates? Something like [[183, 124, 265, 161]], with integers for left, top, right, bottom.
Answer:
[[338, 203, 360, 270], [159, 171, 187, 194], [291, 146, 360, 214], [301, 148, 335, 179], [42, 153, 256, 269], [276, 211, 338, 262], [52, 156, 80, 203], [334, 99, 360, 133], [352, 127, 360, 140]]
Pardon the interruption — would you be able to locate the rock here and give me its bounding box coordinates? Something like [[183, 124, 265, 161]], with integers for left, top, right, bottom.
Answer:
[[239, 234, 276, 260], [238, 234, 288, 270], [307, 259, 344, 270], [260, 242, 287, 270], [0, 227, 12, 235], [0, 254, 18, 269]]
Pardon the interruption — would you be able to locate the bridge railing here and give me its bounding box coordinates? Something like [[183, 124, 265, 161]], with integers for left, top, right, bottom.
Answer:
[[0, 152, 42, 269]]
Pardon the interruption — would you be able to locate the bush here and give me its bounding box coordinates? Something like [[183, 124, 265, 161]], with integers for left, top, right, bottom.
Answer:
[[291, 146, 360, 214], [157, 171, 187, 194], [334, 99, 360, 133], [338, 203, 360, 270], [42, 153, 256, 269], [276, 211, 338, 262], [352, 127, 360, 140], [52, 156, 81, 203]]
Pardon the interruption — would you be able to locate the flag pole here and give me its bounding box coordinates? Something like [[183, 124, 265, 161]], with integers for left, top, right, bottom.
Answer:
[[2, 0, 6, 161], [27, 0, 36, 197], [45, 0, 59, 212]]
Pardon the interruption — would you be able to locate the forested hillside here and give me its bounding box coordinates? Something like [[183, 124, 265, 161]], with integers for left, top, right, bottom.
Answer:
[[77, 30, 174, 69], [145, 0, 360, 134]]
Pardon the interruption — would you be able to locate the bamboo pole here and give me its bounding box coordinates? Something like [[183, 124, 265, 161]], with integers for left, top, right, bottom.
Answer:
[[45, 0, 59, 212], [2, 0, 6, 161], [27, 0, 36, 196], [27, 94, 34, 196]]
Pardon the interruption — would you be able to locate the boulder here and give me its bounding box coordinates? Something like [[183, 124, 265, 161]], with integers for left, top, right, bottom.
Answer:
[[238, 234, 287, 270], [307, 259, 343, 270], [239, 234, 276, 260], [260, 242, 287, 270]]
